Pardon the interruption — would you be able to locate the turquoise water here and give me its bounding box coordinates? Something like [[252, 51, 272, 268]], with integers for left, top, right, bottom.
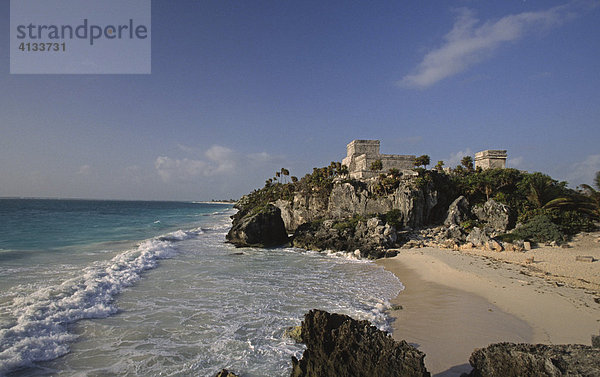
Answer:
[[0, 199, 402, 376]]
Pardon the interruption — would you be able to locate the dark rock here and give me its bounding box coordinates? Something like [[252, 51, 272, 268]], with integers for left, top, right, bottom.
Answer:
[[291, 216, 398, 259], [465, 342, 600, 377], [290, 309, 430, 377], [444, 196, 471, 227], [472, 199, 511, 233], [226, 204, 289, 247], [592, 335, 600, 348], [215, 369, 239, 377]]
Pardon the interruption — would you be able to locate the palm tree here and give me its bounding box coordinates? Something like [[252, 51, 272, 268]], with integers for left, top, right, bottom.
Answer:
[[461, 156, 474, 172], [579, 171, 600, 216], [414, 155, 430, 169]]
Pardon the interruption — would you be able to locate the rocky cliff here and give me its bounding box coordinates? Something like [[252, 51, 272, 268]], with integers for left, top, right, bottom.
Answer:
[[226, 204, 289, 247], [275, 177, 442, 233]]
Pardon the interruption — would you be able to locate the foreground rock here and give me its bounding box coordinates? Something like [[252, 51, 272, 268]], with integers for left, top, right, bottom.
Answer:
[[465, 342, 600, 377], [291, 217, 399, 259], [226, 204, 289, 247], [291, 309, 430, 377]]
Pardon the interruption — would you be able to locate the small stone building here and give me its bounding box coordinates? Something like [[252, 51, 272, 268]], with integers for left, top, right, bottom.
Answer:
[[474, 150, 507, 170], [342, 140, 415, 179]]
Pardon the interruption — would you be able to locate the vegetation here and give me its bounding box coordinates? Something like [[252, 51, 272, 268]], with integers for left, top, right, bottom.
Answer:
[[414, 155, 430, 169], [237, 152, 599, 244], [370, 159, 383, 171]]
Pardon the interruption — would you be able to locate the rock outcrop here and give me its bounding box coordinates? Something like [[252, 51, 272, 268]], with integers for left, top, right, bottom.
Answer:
[[275, 178, 441, 233], [291, 310, 430, 377], [226, 204, 289, 247], [444, 196, 471, 227], [291, 217, 399, 259], [472, 199, 511, 233], [465, 342, 600, 377]]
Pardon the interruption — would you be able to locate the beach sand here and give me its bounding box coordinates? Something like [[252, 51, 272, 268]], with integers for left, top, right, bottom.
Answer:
[[377, 236, 600, 376]]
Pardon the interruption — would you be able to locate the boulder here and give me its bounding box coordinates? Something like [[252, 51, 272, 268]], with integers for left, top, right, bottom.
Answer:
[[472, 199, 511, 233], [444, 196, 471, 227], [465, 342, 600, 377], [466, 227, 491, 247], [226, 204, 289, 247], [291, 310, 430, 377]]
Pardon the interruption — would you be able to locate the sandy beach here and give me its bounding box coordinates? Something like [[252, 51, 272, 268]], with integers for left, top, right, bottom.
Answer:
[[377, 233, 600, 376]]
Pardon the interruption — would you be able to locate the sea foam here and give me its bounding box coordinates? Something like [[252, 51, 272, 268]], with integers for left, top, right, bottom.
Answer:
[[0, 228, 201, 375]]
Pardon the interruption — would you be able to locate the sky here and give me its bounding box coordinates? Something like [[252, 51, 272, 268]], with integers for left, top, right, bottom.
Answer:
[[1, 0, 599, 201]]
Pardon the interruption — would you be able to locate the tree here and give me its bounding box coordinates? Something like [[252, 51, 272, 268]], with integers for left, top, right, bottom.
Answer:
[[339, 164, 349, 177], [579, 171, 600, 216], [414, 155, 430, 169], [370, 159, 383, 171], [435, 160, 444, 171], [461, 156, 474, 172]]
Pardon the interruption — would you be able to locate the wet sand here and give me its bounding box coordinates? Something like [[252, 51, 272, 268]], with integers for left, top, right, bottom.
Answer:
[[377, 247, 600, 376]]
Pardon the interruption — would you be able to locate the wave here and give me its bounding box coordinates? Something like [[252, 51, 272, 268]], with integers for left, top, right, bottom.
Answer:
[[0, 228, 203, 375]]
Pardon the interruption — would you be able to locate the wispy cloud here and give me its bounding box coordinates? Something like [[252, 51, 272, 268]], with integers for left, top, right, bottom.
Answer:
[[155, 145, 281, 182], [77, 164, 92, 175], [399, 1, 591, 89], [566, 154, 600, 187], [446, 148, 473, 168], [507, 156, 524, 169]]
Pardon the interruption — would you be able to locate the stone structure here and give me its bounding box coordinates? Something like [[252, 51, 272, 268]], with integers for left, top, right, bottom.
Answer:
[[474, 150, 507, 170], [342, 140, 415, 179]]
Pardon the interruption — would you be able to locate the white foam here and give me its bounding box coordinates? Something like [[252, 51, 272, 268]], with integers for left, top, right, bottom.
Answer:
[[0, 229, 200, 374]]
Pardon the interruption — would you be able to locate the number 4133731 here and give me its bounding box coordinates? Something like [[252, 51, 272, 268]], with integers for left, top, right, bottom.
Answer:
[[19, 42, 66, 52]]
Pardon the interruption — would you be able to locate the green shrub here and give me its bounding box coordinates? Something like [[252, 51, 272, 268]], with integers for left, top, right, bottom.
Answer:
[[511, 214, 565, 243], [378, 209, 404, 229]]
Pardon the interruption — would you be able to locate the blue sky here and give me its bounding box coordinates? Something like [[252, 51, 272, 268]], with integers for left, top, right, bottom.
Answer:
[[1, 0, 599, 200]]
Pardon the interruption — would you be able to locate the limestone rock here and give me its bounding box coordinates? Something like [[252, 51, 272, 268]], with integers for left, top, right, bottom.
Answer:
[[291, 216, 398, 259], [291, 310, 430, 377], [472, 199, 511, 233], [465, 342, 600, 377], [444, 196, 471, 227], [466, 227, 491, 247], [274, 177, 441, 233], [226, 204, 289, 247]]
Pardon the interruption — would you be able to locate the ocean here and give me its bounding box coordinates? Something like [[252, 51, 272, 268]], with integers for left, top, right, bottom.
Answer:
[[0, 199, 403, 376]]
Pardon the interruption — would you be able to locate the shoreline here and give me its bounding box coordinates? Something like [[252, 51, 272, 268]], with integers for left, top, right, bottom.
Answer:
[[377, 246, 600, 376]]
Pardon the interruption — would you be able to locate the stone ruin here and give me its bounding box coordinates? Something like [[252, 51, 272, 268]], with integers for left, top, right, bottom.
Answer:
[[341, 140, 508, 179], [474, 150, 507, 170], [341, 140, 415, 179]]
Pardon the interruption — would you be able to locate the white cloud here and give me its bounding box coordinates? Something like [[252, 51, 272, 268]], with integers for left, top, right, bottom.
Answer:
[[154, 145, 282, 182], [155, 156, 209, 182], [446, 148, 473, 168], [77, 164, 92, 175], [507, 156, 524, 169], [399, 2, 585, 89], [566, 154, 600, 187]]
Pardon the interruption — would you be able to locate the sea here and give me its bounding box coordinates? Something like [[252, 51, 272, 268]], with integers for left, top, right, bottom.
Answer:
[[0, 199, 403, 376]]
